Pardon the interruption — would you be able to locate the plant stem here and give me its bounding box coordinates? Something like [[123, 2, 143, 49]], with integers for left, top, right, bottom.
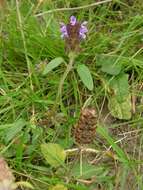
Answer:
[[65, 147, 100, 155], [55, 53, 76, 107], [80, 149, 83, 176], [16, 0, 35, 119], [35, 0, 112, 17]]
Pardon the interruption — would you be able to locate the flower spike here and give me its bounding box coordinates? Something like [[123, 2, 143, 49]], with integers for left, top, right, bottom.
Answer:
[[60, 16, 88, 51]]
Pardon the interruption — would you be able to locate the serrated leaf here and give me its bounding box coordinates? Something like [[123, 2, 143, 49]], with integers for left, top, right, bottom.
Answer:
[[77, 64, 93, 90], [41, 143, 66, 167], [109, 73, 129, 102], [108, 95, 131, 120], [43, 57, 64, 75], [96, 55, 122, 75], [49, 184, 67, 190]]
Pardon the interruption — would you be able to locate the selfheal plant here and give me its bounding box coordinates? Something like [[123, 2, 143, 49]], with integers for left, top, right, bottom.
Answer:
[[60, 16, 88, 52], [54, 15, 92, 105]]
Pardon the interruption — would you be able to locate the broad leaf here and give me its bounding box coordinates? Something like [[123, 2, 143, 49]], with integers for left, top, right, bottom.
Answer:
[[96, 54, 143, 70], [49, 184, 67, 190], [5, 119, 26, 143], [77, 64, 93, 91], [96, 55, 122, 75], [41, 143, 66, 167], [108, 95, 131, 120], [101, 62, 121, 76], [43, 57, 64, 75], [109, 73, 129, 102], [71, 161, 105, 179]]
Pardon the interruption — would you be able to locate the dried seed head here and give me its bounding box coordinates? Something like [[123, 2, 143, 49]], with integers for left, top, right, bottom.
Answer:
[[73, 107, 97, 145]]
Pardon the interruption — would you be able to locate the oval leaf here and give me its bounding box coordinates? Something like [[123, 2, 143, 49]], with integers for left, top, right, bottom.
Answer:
[[71, 161, 105, 179], [5, 118, 26, 143], [41, 143, 66, 167], [101, 62, 121, 75], [43, 57, 64, 75], [77, 64, 93, 90], [49, 184, 67, 190], [109, 73, 129, 102], [96, 54, 122, 75], [108, 95, 131, 120]]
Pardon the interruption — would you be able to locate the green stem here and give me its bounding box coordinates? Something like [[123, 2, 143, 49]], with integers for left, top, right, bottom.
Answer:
[[55, 53, 76, 106], [80, 148, 83, 176]]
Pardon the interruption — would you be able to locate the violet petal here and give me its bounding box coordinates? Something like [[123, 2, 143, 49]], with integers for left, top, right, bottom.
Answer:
[[60, 25, 67, 33], [79, 32, 86, 39], [80, 25, 88, 34], [70, 16, 77, 25], [61, 31, 68, 38], [60, 23, 68, 38]]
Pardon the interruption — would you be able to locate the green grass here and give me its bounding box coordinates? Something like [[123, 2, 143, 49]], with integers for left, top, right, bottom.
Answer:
[[0, 0, 143, 189]]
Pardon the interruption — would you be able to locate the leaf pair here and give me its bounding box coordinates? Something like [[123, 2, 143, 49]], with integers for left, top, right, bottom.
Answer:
[[43, 57, 94, 91]]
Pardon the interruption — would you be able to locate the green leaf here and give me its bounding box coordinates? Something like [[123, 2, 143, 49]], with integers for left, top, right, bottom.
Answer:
[[16, 181, 34, 189], [101, 62, 121, 76], [109, 73, 129, 102], [108, 95, 132, 120], [96, 55, 122, 75], [5, 119, 26, 143], [49, 184, 67, 190], [41, 143, 66, 167], [71, 162, 105, 179], [106, 73, 131, 119], [97, 54, 143, 70], [43, 57, 64, 75], [77, 64, 94, 91], [97, 126, 129, 163]]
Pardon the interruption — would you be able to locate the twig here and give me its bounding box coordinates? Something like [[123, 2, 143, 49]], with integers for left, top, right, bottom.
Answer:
[[65, 136, 127, 159], [107, 136, 127, 151], [65, 147, 100, 155], [76, 178, 96, 185], [118, 129, 143, 136], [35, 0, 112, 17], [33, 0, 44, 14]]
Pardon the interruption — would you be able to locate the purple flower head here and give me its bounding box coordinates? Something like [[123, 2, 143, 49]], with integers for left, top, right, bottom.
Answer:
[[60, 16, 88, 51]]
